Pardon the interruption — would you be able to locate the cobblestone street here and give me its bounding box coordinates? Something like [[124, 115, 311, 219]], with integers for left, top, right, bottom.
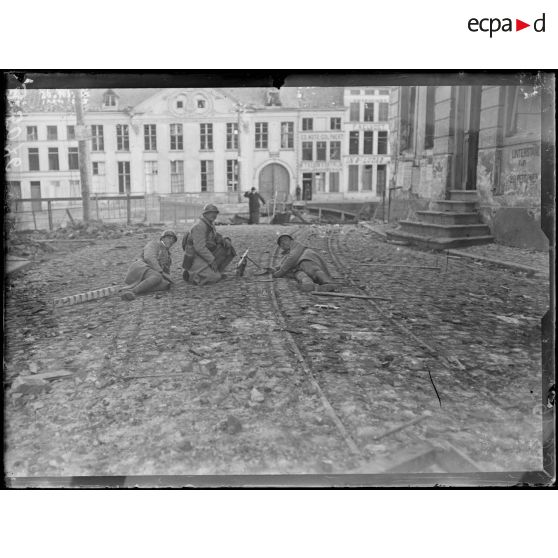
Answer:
[[4, 224, 550, 478]]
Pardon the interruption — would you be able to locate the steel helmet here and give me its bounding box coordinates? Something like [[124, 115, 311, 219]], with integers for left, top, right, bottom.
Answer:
[[202, 203, 220, 215], [276, 234, 293, 245], [160, 230, 178, 242]]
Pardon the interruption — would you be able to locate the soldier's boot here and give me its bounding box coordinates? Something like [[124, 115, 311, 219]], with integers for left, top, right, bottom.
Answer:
[[295, 270, 316, 293], [314, 270, 337, 292]]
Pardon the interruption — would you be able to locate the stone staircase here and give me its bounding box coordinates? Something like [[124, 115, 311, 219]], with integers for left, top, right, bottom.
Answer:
[[386, 190, 493, 250]]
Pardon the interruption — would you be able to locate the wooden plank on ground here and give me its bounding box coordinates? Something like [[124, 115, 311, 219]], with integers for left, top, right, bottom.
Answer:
[[311, 292, 392, 302]]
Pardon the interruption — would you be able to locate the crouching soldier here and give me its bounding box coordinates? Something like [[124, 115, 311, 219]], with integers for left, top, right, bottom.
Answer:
[[121, 230, 177, 301], [182, 204, 236, 285], [272, 234, 337, 292]]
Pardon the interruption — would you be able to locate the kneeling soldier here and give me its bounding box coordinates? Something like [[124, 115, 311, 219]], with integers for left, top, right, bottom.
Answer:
[[182, 204, 236, 285], [272, 234, 337, 292], [121, 230, 177, 301]]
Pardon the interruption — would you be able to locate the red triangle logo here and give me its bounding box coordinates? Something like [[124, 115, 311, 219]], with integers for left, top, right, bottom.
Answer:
[[516, 19, 530, 31]]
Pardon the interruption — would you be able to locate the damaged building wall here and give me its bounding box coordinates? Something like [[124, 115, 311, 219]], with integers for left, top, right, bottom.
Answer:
[[476, 84, 546, 250], [386, 85, 451, 221], [388, 83, 546, 250]]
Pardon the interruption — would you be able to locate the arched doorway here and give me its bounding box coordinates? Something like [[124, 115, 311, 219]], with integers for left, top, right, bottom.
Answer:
[[258, 163, 290, 202]]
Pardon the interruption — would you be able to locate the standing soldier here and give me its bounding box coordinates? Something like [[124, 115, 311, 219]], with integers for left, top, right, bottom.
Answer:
[[182, 204, 236, 285], [244, 187, 266, 224]]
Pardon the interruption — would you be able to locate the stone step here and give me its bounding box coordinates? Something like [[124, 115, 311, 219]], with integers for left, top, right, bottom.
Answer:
[[386, 228, 494, 250], [416, 211, 481, 225], [431, 200, 478, 212], [398, 220, 491, 238], [448, 190, 479, 201]]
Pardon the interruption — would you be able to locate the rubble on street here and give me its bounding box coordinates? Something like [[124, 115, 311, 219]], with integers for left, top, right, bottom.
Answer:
[[3, 223, 550, 478]]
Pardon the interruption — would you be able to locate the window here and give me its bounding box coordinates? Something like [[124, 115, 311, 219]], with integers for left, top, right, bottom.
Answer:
[[91, 125, 104, 151], [118, 161, 131, 194], [170, 124, 183, 150], [255, 122, 268, 149], [329, 172, 339, 193], [92, 161, 105, 176], [378, 102, 389, 122], [316, 141, 327, 161], [68, 147, 79, 170], [116, 124, 130, 151], [364, 89, 375, 96], [348, 165, 359, 191], [200, 160, 214, 192], [27, 126, 38, 141], [362, 165, 373, 190], [281, 122, 294, 149], [330, 141, 341, 160], [505, 86, 519, 137], [315, 173, 325, 193], [424, 86, 436, 149], [330, 117, 341, 130], [226, 123, 238, 149], [69, 180, 81, 197], [200, 123, 213, 150], [400, 86, 417, 152], [350, 89, 361, 95], [377, 131, 388, 154], [349, 131, 359, 154], [67, 125, 75, 140], [197, 99, 206, 109], [226, 159, 239, 192], [170, 160, 185, 193], [144, 124, 157, 151], [363, 131, 373, 154], [302, 141, 313, 161], [144, 162, 158, 192], [103, 93, 117, 107], [379, 89, 390, 95], [349, 102, 360, 122], [364, 102, 374, 122], [48, 147, 59, 170], [28, 148, 40, 171], [176, 100, 184, 109], [302, 118, 313, 131], [47, 125, 58, 140], [30, 181, 42, 211], [377, 165, 387, 197]]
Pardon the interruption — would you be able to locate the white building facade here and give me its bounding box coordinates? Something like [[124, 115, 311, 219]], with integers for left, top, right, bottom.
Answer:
[[6, 87, 391, 207]]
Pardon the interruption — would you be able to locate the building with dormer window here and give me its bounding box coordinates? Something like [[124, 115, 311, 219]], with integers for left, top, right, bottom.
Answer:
[[6, 86, 392, 208]]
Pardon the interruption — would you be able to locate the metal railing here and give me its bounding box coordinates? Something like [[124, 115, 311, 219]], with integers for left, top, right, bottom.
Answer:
[[6, 194, 148, 231]]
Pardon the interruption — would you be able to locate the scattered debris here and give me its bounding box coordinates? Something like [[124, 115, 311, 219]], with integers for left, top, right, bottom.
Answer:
[[314, 304, 340, 310], [447, 356, 466, 370], [11, 376, 51, 395], [250, 387, 265, 403], [219, 415, 243, 434], [494, 315, 521, 325]]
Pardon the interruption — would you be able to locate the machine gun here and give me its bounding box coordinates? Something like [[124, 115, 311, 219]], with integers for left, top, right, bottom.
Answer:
[[235, 249, 272, 277]]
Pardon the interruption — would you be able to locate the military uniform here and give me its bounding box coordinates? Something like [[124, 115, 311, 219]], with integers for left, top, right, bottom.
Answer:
[[182, 207, 236, 285], [273, 237, 336, 292]]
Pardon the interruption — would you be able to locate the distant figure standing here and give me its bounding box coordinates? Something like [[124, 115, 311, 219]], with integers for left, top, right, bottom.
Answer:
[[295, 185, 302, 201], [244, 187, 266, 224]]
